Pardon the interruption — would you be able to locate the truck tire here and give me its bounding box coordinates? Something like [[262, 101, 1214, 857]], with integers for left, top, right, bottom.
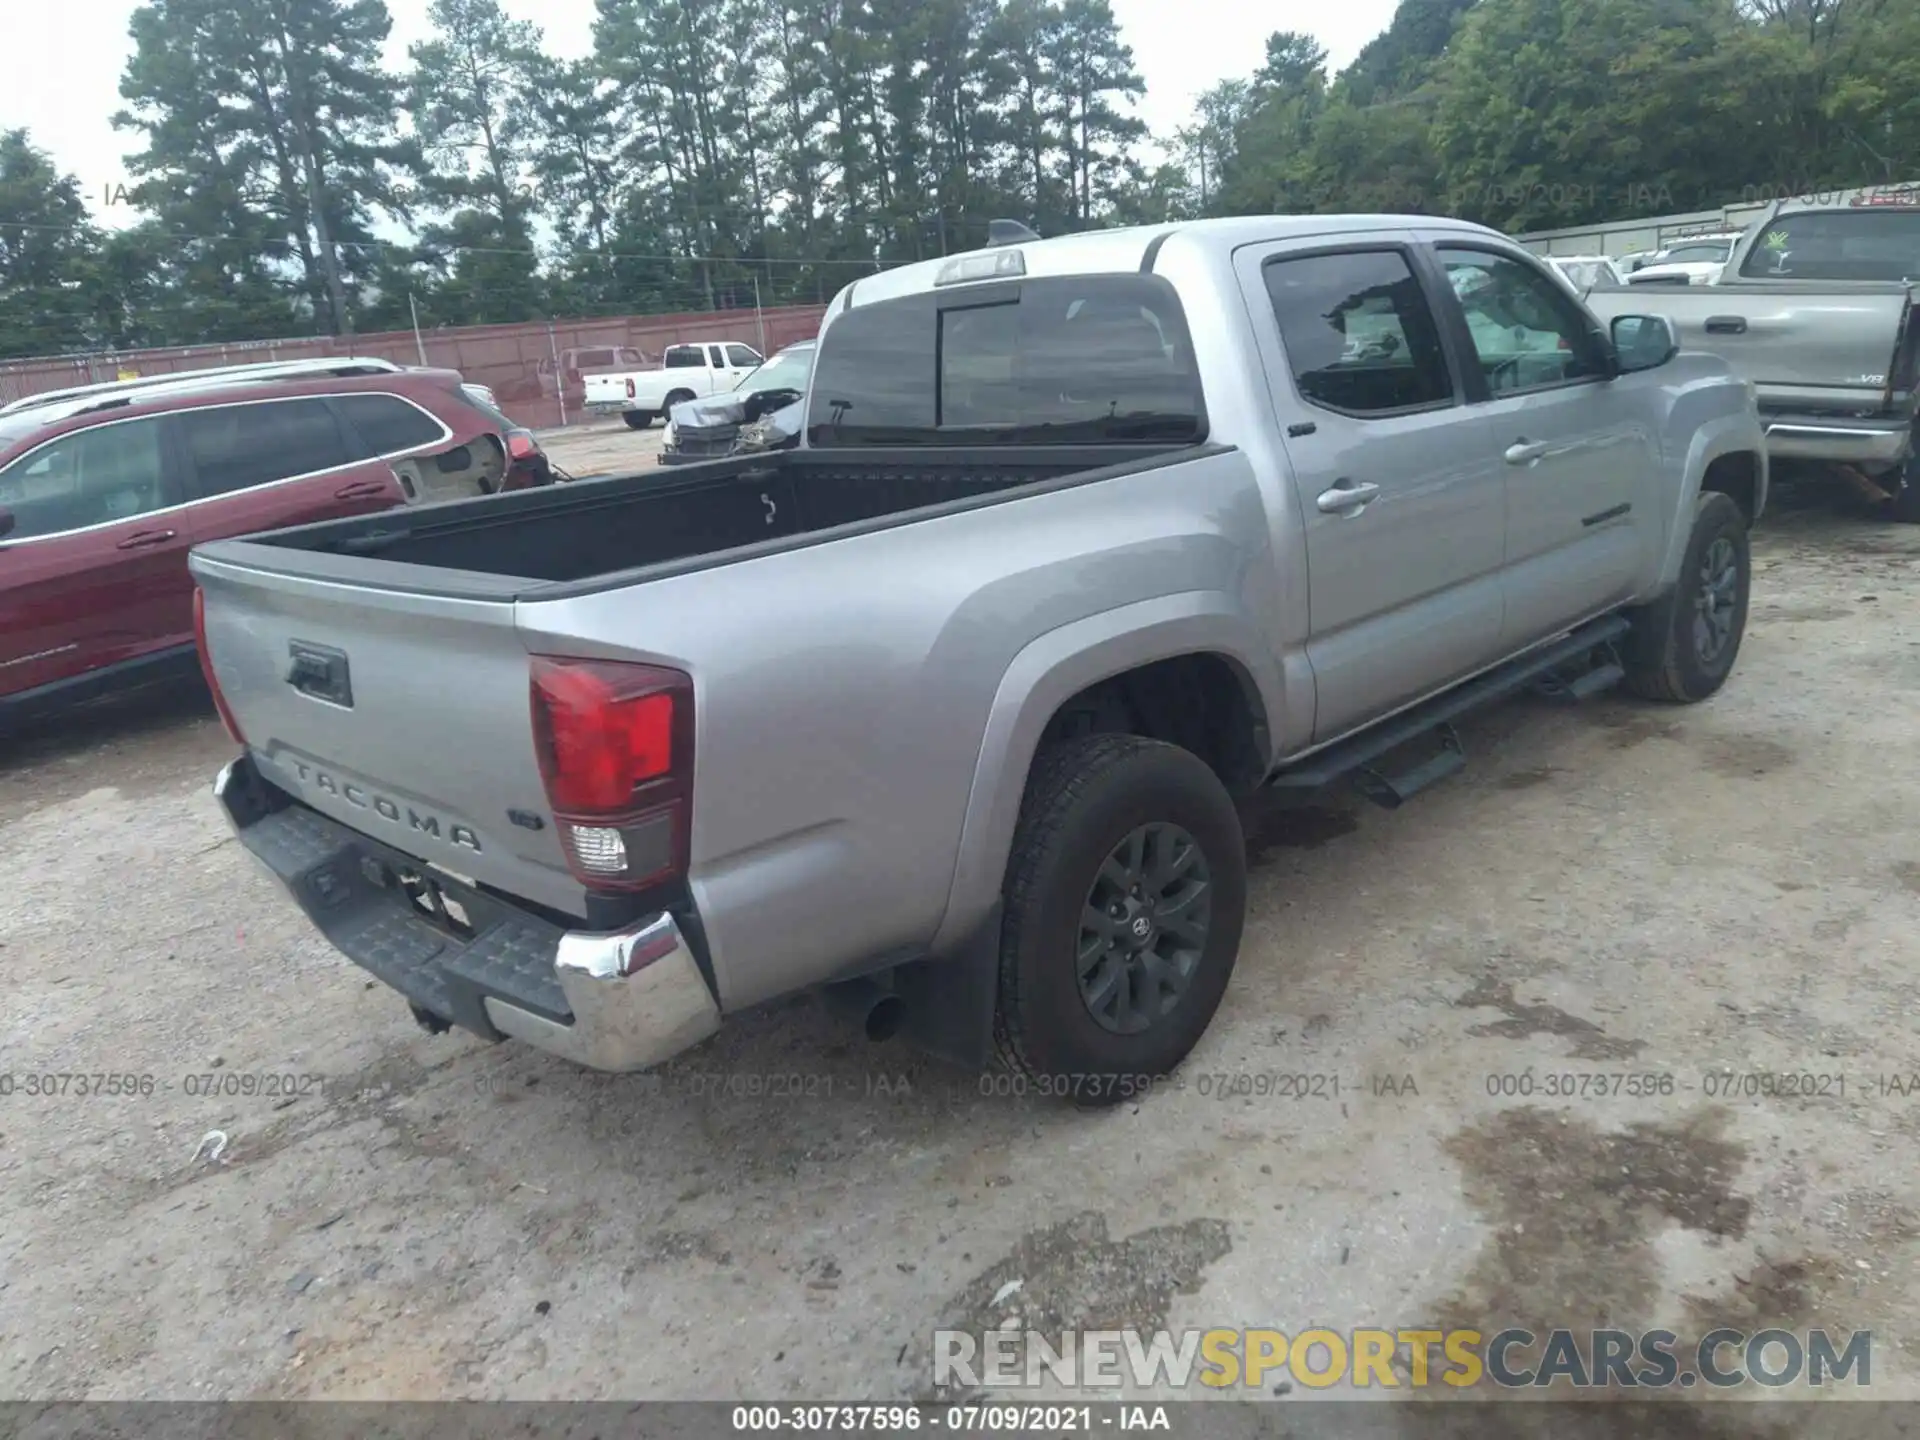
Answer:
[[1621, 490, 1750, 703], [995, 734, 1246, 1102], [622, 410, 654, 430], [1884, 454, 1920, 523], [663, 389, 695, 415]]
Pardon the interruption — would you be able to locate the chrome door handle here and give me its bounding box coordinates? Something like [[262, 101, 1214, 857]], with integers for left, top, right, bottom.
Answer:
[[1316, 481, 1381, 515], [1505, 439, 1551, 466]]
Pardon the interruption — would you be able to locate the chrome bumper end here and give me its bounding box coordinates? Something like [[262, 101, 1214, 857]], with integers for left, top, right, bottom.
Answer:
[[1763, 419, 1912, 466], [214, 757, 721, 1074], [483, 913, 721, 1072]]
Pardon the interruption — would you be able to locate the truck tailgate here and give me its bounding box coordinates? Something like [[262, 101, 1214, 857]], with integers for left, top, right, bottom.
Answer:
[[582, 374, 626, 407], [192, 548, 583, 917], [1588, 281, 1913, 411]]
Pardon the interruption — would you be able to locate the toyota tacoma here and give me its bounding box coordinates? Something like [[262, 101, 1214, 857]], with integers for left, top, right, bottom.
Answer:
[[193, 215, 1766, 1095]]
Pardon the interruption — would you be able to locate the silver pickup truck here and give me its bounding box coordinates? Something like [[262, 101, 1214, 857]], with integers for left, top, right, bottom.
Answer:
[[192, 215, 1765, 1099], [1587, 198, 1920, 519]]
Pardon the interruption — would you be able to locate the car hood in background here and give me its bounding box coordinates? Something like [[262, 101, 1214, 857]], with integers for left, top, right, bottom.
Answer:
[[669, 386, 807, 433]]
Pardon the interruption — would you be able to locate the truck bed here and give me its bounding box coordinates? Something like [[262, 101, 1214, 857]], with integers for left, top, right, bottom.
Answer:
[[221, 445, 1190, 594]]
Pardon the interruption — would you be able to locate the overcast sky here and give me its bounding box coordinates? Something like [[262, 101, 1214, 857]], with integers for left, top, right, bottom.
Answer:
[[7, 0, 1398, 228]]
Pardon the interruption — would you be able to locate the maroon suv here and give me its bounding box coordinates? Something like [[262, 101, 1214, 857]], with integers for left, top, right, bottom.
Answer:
[[0, 364, 552, 726]]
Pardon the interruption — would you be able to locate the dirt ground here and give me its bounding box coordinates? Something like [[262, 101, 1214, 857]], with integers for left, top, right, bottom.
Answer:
[[538, 417, 668, 480], [3, 482, 1919, 1425]]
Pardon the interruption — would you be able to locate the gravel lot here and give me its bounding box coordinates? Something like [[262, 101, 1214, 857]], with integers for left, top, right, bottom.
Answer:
[[539, 416, 668, 479], [4, 478, 1919, 1425]]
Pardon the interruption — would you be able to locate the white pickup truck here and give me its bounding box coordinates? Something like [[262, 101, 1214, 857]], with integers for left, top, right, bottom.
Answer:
[[581, 342, 765, 430]]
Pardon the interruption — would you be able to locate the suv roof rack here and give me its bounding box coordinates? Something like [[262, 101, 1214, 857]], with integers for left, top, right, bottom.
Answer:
[[0, 356, 408, 419]]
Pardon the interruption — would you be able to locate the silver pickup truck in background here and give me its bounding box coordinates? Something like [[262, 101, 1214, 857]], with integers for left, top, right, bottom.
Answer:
[[1587, 198, 1920, 519], [192, 215, 1765, 1100]]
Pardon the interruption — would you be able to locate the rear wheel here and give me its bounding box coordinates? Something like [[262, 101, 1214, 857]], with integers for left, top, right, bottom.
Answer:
[[622, 410, 654, 430], [1621, 490, 1750, 703], [1883, 452, 1920, 523], [994, 735, 1246, 1104]]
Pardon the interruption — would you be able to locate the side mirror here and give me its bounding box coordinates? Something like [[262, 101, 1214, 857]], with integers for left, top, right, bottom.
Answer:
[[0, 507, 14, 541], [1611, 314, 1679, 374]]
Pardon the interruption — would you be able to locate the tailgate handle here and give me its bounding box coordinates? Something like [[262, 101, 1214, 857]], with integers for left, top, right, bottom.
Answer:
[[286, 640, 353, 708], [1705, 316, 1748, 335]]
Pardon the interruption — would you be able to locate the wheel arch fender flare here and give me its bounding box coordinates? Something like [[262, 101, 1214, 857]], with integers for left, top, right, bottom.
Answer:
[[1655, 413, 1768, 590], [927, 590, 1285, 956]]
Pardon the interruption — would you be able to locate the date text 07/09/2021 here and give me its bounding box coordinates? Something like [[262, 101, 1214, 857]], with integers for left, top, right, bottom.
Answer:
[[729, 1406, 1170, 1433]]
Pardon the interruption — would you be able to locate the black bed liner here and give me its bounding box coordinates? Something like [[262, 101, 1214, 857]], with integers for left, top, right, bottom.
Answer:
[[222, 443, 1222, 598]]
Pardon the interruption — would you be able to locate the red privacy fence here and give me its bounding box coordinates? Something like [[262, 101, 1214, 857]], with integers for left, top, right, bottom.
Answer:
[[0, 304, 830, 432]]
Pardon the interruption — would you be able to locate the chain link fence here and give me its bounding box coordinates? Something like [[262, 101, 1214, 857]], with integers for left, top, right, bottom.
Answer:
[[0, 304, 829, 432]]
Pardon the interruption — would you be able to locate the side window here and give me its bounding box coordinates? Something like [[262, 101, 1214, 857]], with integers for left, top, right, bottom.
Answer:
[[707, 345, 727, 368], [178, 399, 353, 498], [333, 394, 447, 457], [1263, 249, 1454, 415], [726, 344, 761, 368], [1438, 248, 1607, 395], [663, 346, 703, 370], [0, 419, 169, 539]]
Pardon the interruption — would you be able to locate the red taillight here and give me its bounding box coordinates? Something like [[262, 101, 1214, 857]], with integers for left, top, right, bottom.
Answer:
[[530, 658, 693, 891], [625, 378, 636, 398], [192, 587, 247, 746], [507, 430, 538, 461]]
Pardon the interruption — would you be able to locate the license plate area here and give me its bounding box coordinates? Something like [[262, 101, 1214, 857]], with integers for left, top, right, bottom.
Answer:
[[360, 854, 479, 941]]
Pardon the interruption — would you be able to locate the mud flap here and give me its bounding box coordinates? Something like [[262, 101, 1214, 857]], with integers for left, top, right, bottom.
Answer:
[[890, 902, 1003, 1070]]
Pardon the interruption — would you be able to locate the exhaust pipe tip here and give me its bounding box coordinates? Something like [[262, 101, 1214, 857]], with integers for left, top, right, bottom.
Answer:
[[865, 994, 905, 1043], [823, 977, 905, 1044]]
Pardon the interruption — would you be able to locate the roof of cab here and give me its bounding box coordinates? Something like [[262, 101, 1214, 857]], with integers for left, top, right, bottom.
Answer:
[[835, 213, 1509, 311]]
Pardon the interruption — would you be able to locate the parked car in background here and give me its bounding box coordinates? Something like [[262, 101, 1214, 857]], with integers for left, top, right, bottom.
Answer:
[[0, 362, 548, 728], [194, 214, 1763, 1092], [1616, 249, 1664, 274], [582, 342, 764, 429], [659, 340, 816, 465], [0, 356, 410, 417], [493, 346, 649, 408], [1628, 233, 1746, 286], [1587, 198, 1920, 518], [458, 386, 562, 487], [1544, 255, 1626, 294]]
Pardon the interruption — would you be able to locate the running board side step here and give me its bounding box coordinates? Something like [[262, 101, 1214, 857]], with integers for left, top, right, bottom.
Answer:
[[1265, 615, 1632, 807]]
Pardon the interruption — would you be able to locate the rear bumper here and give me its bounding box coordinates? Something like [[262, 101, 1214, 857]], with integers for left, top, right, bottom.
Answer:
[[1761, 413, 1913, 466], [212, 754, 720, 1072]]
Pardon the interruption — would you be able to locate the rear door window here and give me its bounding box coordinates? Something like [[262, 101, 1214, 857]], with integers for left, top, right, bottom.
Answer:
[[807, 274, 1204, 446], [333, 393, 447, 457], [1262, 249, 1455, 415], [664, 346, 704, 369], [178, 398, 354, 498]]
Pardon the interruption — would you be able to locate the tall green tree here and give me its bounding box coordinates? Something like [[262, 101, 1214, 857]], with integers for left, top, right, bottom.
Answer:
[[115, 0, 407, 335], [1043, 0, 1147, 226], [405, 0, 548, 321], [1430, 0, 1766, 229], [0, 132, 114, 359]]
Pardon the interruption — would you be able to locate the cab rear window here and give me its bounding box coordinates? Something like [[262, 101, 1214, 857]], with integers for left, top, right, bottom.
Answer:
[[807, 274, 1205, 447], [1740, 210, 1920, 282]]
